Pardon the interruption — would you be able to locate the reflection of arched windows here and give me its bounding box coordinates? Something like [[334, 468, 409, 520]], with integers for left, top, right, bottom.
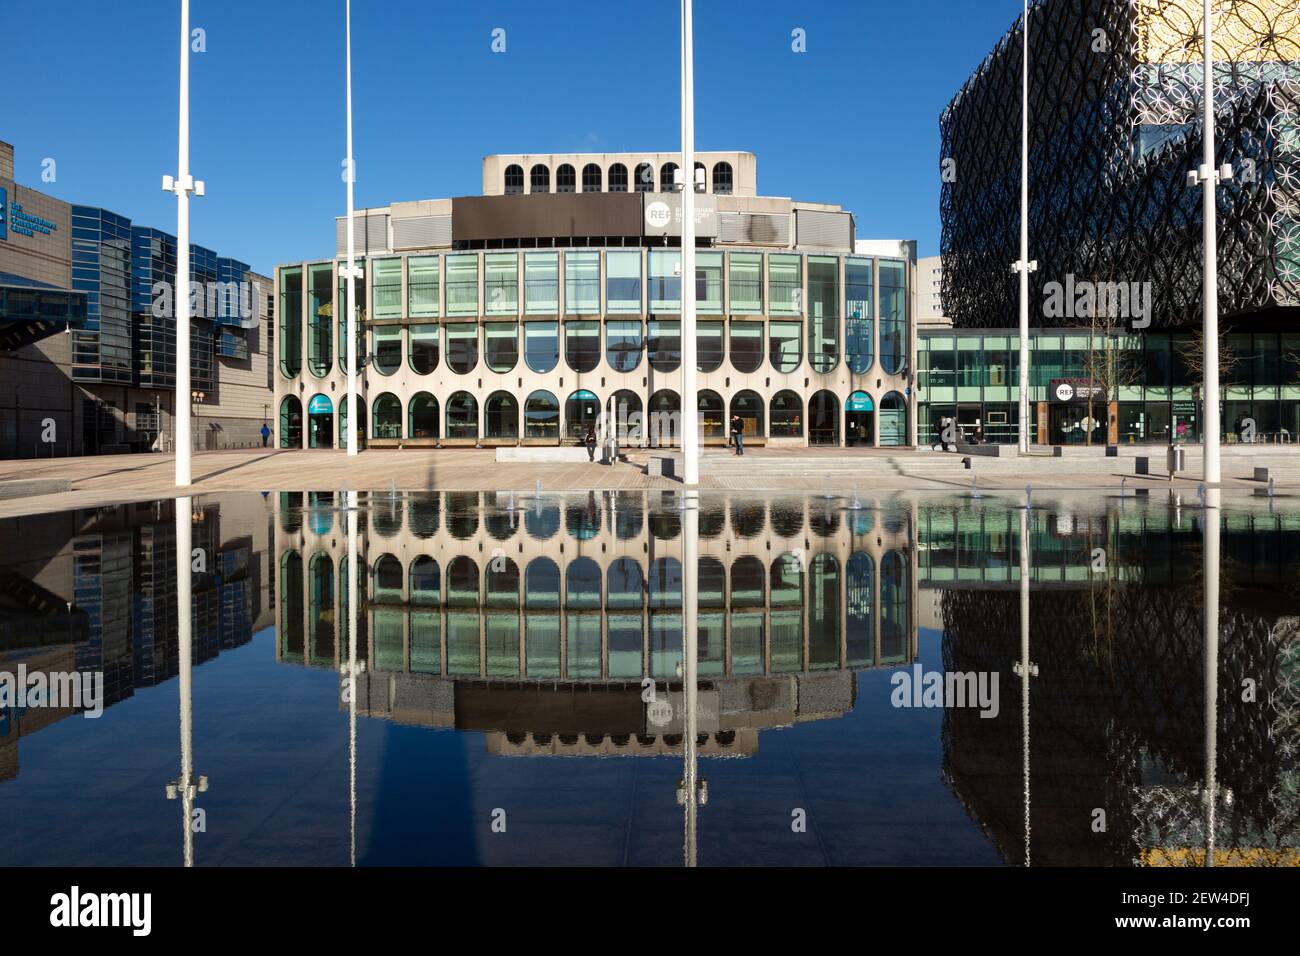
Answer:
[[881, 551, 908, 663], [372, 392, 402, 440], [607, 556, 645, 609], [634, 162, 655, 192], [608, 163, 628, 192], [730, 390, 764, 439], [712, 161, 733, 194], [408, 392, 439, 439], [504, 164, 524, 194], [846, 552, 875, 667], [525, 557, 560, 608], [339, 552, 369, 662], [810, 499, 840, 537], [373, 554, 404, 603], [525, 503, 560, 540], [731, 501, 766, 539], [730, 556, 764, 605], [697, 557, 725, 608], [484, 492, 518, 541], [486, 556, 520, 607], [279, 395, 302, 448], [409, 494, 439, 538], [446, 391, 478, 440], [447, 556, 480, 606], [698, 390, 724, 439], [612, 491, 643, 539], [809, 554, 840, 670], [770, 498, 805, 538], [372, 491, 401, 538], [445, 492, 479, 539], [649, 557, 682, 608], [308, 552, 335, 665], [566, 494, 602, 540], [409, 555, 440, 674], [485, 391, 519, 440], [279, 551, 304, 658], [524, 389, 559, 440], [581, 163, 602, 192], [565, 557, 602, 610], [529, 163, 550, 193], [446, 554, 480, 676], [769, 390, 802, 438], [555, 163, 576, 193], [659, 162, 678, 192]]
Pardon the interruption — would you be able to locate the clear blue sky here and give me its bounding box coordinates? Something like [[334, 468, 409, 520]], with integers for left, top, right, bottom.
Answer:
[[5, 0, 1027, 275]]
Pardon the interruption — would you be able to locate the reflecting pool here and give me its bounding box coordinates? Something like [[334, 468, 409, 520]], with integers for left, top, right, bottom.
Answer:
[[0, 489, 1296, 866]]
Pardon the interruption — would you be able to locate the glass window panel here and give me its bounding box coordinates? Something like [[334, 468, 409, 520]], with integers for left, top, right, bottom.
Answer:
[[371, 258, 401, 320], [697, 320, 724, 372], [649, 250, 681, 312], [408, 323, 439, 374], [484, 252, 518, 315], [808, 256, 840, 373], [606, 250, 642, 314], [565, 320, 600, 373], [565, 251, 600, 314], [769, 254, 801, 315], [445, 323, 478, 374], [524, 252, 559, 314], [484, 322, 518, 372], [648, 319, 681, 372], [730, 322, 762, 373], [372, 325, 402, 375], [446, 254, 478, 317], [880, 259, 906, 375], [407, 255, 439, 318], [606, 320, 643, 372], [524, 321, 559, 373], [696, 251, 722, 314], [729, 253, 762, 313], [769, 320, 802, 373]]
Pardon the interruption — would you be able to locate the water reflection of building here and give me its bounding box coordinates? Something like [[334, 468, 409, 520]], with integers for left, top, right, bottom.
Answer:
[[274, 491, 918, 754], [921, 499, 1300, 866], [0, 496, 273, 781]]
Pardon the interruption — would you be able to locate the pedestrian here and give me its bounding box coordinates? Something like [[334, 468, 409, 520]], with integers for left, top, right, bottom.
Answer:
[[260, 423, 270, 448], [730, 415, 745, 456], [584, 426, 598, 463]]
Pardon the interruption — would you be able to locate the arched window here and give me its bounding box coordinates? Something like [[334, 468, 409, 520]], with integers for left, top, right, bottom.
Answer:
[[446, 493, 479, 539], [524, 389, 560, 440], [769, 390, 803, 437], [526, 557, 560, 608], [447, 555, 480, 607], [608, 390, 642, 444], [730, 390, 764, 439], [712, 161, 733, 195], [808, 256, 840, 373], [408, 392, 439, 439], [608, 163, 628, 192], [307, 552, 335, 664], [697, 320, 724, 372], [529, 164, 550, 193], [371, 393, 402, 439], [565, 557, 602, 609], [729, 321, 763, 373], [338, 395, 365, 451], [659, 162, 678, 193], [809, 554, 840, 668], [372, 325, 401, 375], [307, 394, 334, 449], [485, 391, 519, 440], [484, 322, 518, 373], [648, 390, 680, 447], [409, 324, 439, 373], [409, 494, 440, 538], [731, 555, 765, 604], [446, 323, 478, 374], [565, 320, 600, 373], [278, 267, 302, 377], [809, 390, 839, 446], [486, 555, 520, 608], [698, 390, 724, 439], [647, 319, 681, 372], [634, 162, 655, 192], [556, 163, 576, 193], [879, 391, 907, 446], [446, 391, 478, 439], [846, 391, 874, 447], [581, 163, 602, 192], [606, 319, 642, 372], [524, 321, 559, 373], [279, 395, 302, 448], [565, 390, 600, 441], [880, 260, 907, 375], [504, 164, 524, 195], [769, 320, 802, 372], [307, 263, 333, 377], [410, 556, 440, 606], [846, 257, 874, 373]]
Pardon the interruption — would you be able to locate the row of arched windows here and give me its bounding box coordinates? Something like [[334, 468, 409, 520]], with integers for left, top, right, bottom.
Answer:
[[279, 388, 907, 447], [504, 161, 733, 195], [281, 550, 909, 675]]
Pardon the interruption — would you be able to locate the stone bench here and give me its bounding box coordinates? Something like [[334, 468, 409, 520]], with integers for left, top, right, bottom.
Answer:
[[647, 456, 676, 478], [954, 440, 1002, 457]]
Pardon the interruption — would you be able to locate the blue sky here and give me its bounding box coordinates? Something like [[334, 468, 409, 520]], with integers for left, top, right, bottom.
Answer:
[[5, 0, 1027, 275]]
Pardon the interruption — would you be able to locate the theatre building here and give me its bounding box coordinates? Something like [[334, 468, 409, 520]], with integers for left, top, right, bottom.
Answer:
[[273, 151, 916, 451]]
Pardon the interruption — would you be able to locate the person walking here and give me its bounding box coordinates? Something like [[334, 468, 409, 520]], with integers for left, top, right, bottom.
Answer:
[[260, 423, 270, 448], [584, 426, 598, 463], [730, 415, 745, 456]]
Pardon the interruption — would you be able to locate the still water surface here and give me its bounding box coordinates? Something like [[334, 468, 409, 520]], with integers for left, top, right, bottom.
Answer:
[[0, 490, 1296, 866]]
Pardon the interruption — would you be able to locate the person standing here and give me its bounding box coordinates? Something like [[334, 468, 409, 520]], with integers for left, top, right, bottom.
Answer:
[[584, 425, 598, 463], [260, 423, 270, 448], [730, 415, 745, 456]]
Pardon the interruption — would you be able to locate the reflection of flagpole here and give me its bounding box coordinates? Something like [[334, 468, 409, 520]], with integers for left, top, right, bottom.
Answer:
[[681, 490, 700, 866], [1016, 500, 1035, 866], [347, 489, 361, 865], [166, 496, 207, 865], [1203, 487, 1220, 866]]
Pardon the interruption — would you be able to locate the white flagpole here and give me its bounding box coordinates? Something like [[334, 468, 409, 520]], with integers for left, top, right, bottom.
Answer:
[[680, 0, 699, 485], [344, 0, 359, 456]]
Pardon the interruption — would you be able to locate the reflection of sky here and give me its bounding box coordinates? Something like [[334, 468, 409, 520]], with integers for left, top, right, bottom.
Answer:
[[0, 623, 1002, 866]]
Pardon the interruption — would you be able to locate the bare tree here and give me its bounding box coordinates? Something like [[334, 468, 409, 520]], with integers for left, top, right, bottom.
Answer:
[[1081, 305, 1142, 447]]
